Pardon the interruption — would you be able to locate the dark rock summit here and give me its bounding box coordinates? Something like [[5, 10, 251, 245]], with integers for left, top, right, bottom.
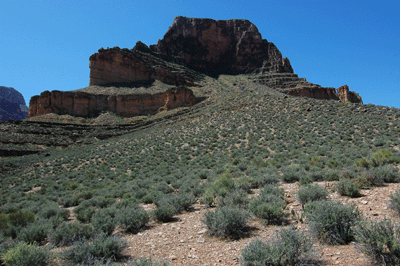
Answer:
[[150, 16, 294, 76], [0, 86, 28, 121]]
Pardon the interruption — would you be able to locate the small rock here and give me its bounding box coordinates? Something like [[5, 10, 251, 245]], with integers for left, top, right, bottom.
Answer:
[[197, 237, 206, 243], [180, 240, 185, 243], [198, 229, 207, 234], [360, 200, 368, 205]]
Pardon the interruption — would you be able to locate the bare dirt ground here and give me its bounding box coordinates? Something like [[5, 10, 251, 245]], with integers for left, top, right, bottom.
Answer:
[[123, 181, 400, 266]]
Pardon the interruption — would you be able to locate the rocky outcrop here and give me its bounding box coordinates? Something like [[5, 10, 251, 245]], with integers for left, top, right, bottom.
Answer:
[[89, 44, 203, 87], [150, 16, 293, 76], [89, 17, 293, 87], [337, 85, 363, 104], [286, 86, 339, 101], [28, 87, 196, 118], [0, 86, 28, 121]]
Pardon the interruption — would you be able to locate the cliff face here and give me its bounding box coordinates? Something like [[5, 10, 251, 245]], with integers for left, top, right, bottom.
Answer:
[[89, 44, 203, 87], [89, 17, 293, 87], [0, 86, 28, 121], [150, 16, 293, 75], [28, 87, 196, 118]]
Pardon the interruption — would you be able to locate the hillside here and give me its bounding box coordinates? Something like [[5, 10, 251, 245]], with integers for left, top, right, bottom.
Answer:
[[2, 73, 400, 265], [1, 17, 399, 266]]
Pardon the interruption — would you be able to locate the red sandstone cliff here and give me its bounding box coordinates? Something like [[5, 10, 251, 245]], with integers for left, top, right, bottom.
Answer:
[[28, 87, 196, 118]]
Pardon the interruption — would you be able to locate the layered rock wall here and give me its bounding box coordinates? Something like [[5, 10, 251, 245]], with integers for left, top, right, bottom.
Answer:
[[89, 17, 294, 87], [151, 16, 293, 75], [89, 45, 203, 87], [28, 87, 196, 118]]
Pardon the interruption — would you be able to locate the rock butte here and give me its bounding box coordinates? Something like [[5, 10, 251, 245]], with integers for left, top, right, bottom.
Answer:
[[28, 16, 362, 119]]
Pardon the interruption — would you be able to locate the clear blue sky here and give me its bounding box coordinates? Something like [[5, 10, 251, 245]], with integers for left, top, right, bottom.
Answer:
[[1, 0, 399, 107]]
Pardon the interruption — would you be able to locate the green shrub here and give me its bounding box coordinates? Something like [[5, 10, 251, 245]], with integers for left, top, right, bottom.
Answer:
[[281, 166, 304, 183], [334, 179, 361, 197], [299, 175, 313, 185], [38, 204, 69, 221], [17, 219, 51, 244], [153, 194, 194, 222], [50, 221, 95, 246], [305, 200, 361, 244], [323, 170, 340, 181], [297, 184, 328, 205], [117, 205, 149, 234], [217, 188, 248, 208], [371, 165, 400, 183], [8, 210, 35, 227], [0, 213, 10, 231], [241, 226, 319, 266], [153, 205, 177, 223], [1, 242, 50, 266], [203, 205, 250, 239], [74, 205, 96, 223], [91, 208, 117, 235], [371, 148, 393, 166], [249, 185, 286, 224], [201, 171, 236, 205], [354, 219, 400, 265], [62, 234, 127, 265], [389, 190, 400, 216]]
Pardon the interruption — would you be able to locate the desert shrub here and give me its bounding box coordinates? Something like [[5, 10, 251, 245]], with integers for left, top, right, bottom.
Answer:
[[248, 184, 286, 224], [49, 221, 95, 246], [1, 242, 51, 266], [217, 187, 248, 208], [281, 165, 305, 183], [0, 213, 10, 231], [75, 205, 96, 223], [91, 208, 118, 235], [201, 171, 237, 206], [371, 148, 394, 166], [354, 219, 400, 265], [334, 179, 361, 197], [17, 219, 51, 244], [87, 196, 116, 209], [323, 169, 340, 181], [203, 205, 250, 239], [304, 200, 361, 244], [389, 190, 400, 216], [299, 175, 313, 185], [128, 257, 170, 266], [117, 205, 149, 234], [153, 205, 177, 223], [8, 210, 35, 227], [39, 205, 69, 221], [241, 226, 319, 266], [297, 184, 328, 205], [153, 194, 194, 222], [246, 168, 280, 188], [371, 165, 400, 183], [62, 234, 127, 265]]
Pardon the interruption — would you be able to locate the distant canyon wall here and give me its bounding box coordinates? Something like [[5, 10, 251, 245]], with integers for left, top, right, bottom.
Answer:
[[28, 87, 196, 118]]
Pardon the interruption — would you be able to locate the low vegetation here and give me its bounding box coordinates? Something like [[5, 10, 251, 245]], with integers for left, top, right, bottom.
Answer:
[[1, 75, 400, 263]]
